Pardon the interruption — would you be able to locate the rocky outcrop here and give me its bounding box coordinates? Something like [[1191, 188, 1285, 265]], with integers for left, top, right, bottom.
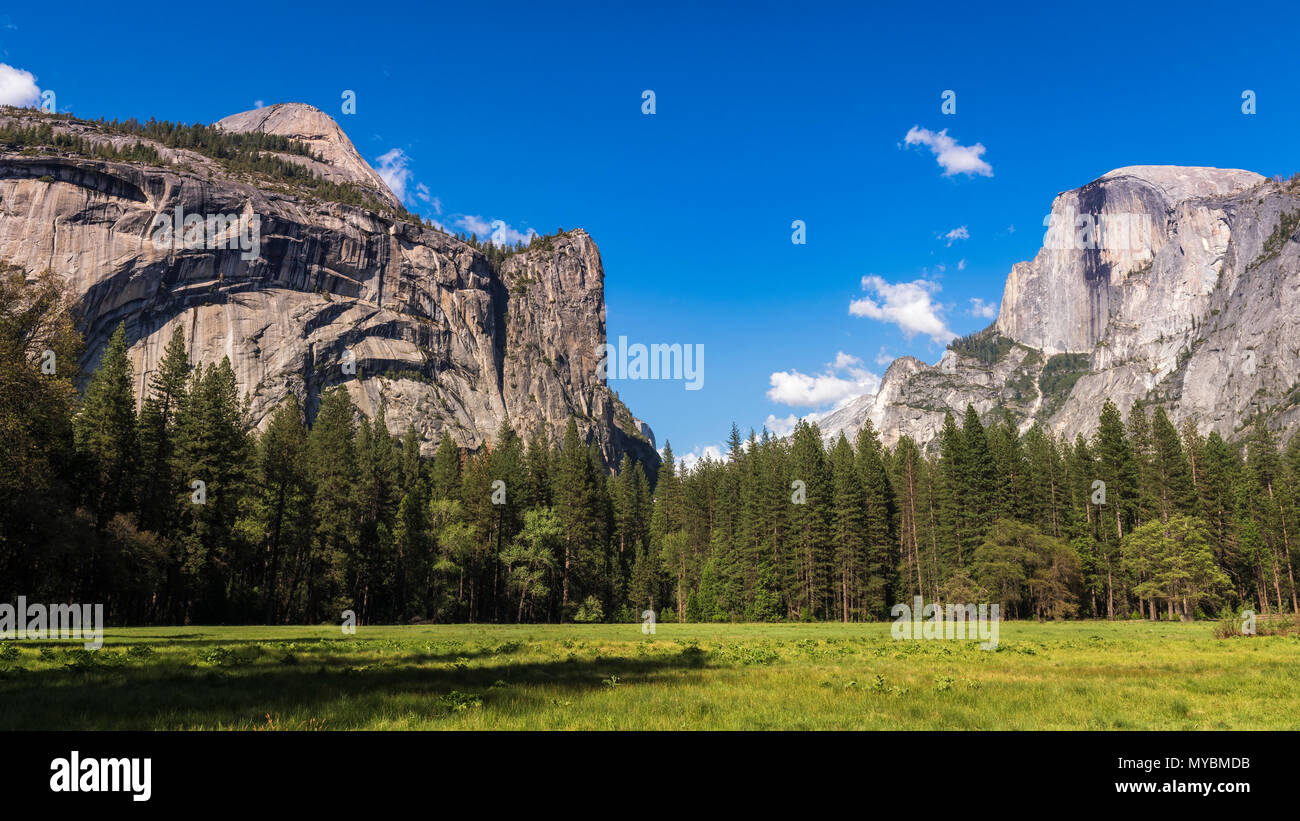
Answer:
[[0, 104, 657, 471], [822, 165, 1300, 450], [216, 103, 401, 210]]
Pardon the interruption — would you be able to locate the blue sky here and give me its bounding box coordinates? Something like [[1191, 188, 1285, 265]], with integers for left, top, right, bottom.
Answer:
[[3, 1, 1298, 467]]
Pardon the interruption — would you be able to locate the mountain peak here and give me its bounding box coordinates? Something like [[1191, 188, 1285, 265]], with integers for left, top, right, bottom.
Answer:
[[1093, 165, 1265, 201], [216, 102, 401, 209]]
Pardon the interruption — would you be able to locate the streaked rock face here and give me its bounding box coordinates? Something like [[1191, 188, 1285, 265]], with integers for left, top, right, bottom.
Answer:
[[821, 165, 1300, 450], [0, 105, 657, 471], [996, 165, 1264, 355]]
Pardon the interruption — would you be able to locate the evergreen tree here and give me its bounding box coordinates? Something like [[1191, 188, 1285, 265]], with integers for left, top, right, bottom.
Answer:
[[74, 322, 138, 529], [961, 404, 996, 552], [306, 387, 359, 621], [786, 420, 833, 619], [431, 430, 462, 501], [829, 434, 868, 620], [1150, 407, 1196, 521], [553, 419, 604, 618], [394, 423, 431, 620], [854, 421, 896, 617], [243, 395, 310, 622], [172, 357, 251, 620], [137, 325, 190, 532]]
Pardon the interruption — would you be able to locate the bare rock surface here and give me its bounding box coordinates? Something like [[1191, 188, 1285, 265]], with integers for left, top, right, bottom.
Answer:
[[821, 165, 1300, 451], [0, 105, 657, 470]]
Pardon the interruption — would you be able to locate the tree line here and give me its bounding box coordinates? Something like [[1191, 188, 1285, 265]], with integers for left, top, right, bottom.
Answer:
[[3, 266, 1298, 624], [2, 109, 409, 218]]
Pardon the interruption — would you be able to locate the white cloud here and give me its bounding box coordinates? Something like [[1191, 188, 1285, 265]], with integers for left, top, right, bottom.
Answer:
[[0, 63, 41, 108], [943, 225, 969, 246], [375, 148, 413, 202], [414, 184, 443, 215], [452, 214, 538, 247], [849, 275, 955, 343], [969, 297, 998, 319], [670, 444, 728, 472], [767, 351, 881, 408], [875, 347, 895, 366], [764, 414, 798, 438], [763, 410, 827, 439], [372, 153, 526, 247], [904, 126, 992, 177], [254, 99, 265, 109], [958, 259, 967, 271], [454, 214, 492, 236]]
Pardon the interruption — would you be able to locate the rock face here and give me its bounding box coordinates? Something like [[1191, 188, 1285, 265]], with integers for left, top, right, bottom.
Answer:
[[0, 104, 658, 471], [822, 165, 1300, 450], [216, 103, 401, 210]]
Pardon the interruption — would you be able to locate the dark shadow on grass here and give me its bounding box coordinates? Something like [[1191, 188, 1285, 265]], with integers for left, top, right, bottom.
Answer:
[[0, 648, 713, 730]]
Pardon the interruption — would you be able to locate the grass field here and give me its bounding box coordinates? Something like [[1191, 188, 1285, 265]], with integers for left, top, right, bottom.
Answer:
[[0, 621, 1296, 730]]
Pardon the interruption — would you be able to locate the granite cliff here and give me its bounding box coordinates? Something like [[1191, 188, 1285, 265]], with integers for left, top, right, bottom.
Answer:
[[821, 165, 1300, 449], [0, 103, 657, 471]]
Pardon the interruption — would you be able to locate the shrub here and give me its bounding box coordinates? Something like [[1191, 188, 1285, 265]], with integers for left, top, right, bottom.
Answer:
[[572, 595, 605, 624]]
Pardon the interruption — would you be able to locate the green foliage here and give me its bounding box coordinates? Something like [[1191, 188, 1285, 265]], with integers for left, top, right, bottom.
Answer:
[[947, 328, 1014, 365], [0, 120, 163, 164], [1248, 209, 1300, 271], [1037, 353, 1089, 419], [572, 595, 605, 623]]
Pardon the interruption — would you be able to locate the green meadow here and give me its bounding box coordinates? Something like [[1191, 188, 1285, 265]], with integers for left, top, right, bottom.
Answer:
[[0, 621, 1296, 730]]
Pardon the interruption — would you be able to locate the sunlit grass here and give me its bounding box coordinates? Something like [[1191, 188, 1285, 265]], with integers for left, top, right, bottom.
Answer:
[[0, 621, 1295, 730]]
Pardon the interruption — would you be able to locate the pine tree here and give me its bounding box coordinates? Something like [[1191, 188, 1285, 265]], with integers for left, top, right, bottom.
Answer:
[[137, 325, 190, 532], [245, 395, 310, 622], [854, 420, 896, 617], [394, 423, 431, 620], [172, 357, 251, 620], [1126, 403, 1156, 527], [522, 425, 552, 510], [787, 419, 832, 619], [1200, 431, 1242, 596], [431, 430, 462, 501], [553, 419, 603, 617], [652, 442, 689, 619], [961, 404, 996, 553], [306, 387, 359, 621], [1149, 407, 1195, 521], [1245, 420, 1297, 612], [355, 406, 400, 621], [892, 435, 929, 601], [74, 322, 138, 529], [1024, 423, 1062, 537], [829, 434, 867, 621], [936, 410, 966, 570], [988, 410, 1030, 524]]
